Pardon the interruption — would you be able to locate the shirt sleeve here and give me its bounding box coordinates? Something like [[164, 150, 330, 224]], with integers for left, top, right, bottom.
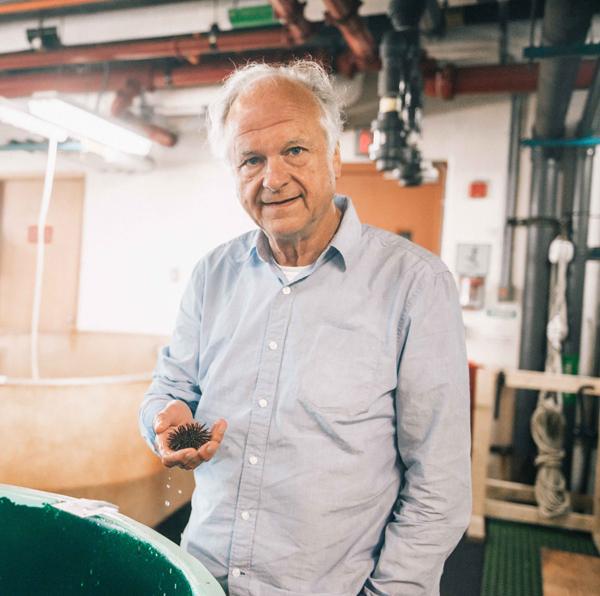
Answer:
[[362, 267, 472, 596], [138, 260, 205, 452]]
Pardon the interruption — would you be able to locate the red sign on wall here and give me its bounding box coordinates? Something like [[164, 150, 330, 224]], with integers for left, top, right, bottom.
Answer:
[[27, 225, 53, 244], [469, 180, 488, 199], [356, 129, 373, 156]]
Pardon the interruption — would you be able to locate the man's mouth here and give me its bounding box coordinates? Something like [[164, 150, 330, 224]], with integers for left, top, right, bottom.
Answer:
[[262, 194, 301, 206]]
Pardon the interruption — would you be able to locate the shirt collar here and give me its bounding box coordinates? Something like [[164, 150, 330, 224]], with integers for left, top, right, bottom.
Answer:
[[327, 194, 362, 271], [242, 194, 362, 269]]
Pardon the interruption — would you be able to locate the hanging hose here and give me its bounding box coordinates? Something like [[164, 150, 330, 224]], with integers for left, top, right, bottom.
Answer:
[[530, 235, 574, 517], [30, 137, 59, 380]]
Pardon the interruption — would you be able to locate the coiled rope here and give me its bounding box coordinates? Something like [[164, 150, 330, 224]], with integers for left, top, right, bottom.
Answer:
[[530, 235, 573, 518]]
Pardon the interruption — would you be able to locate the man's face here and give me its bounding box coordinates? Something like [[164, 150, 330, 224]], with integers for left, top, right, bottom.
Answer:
[[226, 78, 341, 244]]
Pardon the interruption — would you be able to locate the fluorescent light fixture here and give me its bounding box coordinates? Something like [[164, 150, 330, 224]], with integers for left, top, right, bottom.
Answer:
[[0, 98, 67, 141], [29, 98, 153, 157]]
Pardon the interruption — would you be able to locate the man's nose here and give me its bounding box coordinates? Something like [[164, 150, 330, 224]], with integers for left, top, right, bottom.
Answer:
[[262, 156, 290, 192]]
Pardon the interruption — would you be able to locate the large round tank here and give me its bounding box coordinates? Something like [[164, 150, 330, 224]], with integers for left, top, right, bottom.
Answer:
[[0, 484, 224, 595], [0, 332, 194, 526]]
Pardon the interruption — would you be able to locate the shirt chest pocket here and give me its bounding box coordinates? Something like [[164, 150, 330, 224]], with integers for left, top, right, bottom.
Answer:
[[296, 325, 381, 415]]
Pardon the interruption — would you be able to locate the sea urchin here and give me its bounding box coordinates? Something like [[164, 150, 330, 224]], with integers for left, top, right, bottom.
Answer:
[[167, 422, 212, 451]]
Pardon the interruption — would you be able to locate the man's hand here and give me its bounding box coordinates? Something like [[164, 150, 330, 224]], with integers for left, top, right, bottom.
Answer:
[[153, 400, 227, 470]]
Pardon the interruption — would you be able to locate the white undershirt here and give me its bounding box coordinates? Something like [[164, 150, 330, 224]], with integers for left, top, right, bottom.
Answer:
[[277, 263, 313, 283]]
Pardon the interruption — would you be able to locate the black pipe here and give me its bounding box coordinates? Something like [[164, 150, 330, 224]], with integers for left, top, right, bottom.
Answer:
[[512, 0, 594, 483], [499, 95, 525, 302], [370, 0, 426, 184], [533, 0, 595, 139], [388, 0, 426, 31], [513, 152, 560, 483], [564, 146, 596, 359], [563, 61, 600, 492]]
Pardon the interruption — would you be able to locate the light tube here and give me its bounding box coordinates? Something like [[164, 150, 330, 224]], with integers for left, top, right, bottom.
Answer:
[[0, 98, 67, 142], [29, 98, 153, 157]]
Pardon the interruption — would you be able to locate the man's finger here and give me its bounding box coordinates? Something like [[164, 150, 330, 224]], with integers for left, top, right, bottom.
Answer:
[[198, 440, 220, 461], [211, 419, 227, 443], [154, 412, 171, 434], [161, 447, 197, 467]]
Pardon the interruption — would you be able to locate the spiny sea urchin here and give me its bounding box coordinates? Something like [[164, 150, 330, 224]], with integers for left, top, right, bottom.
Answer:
[[167, 422, 212, 451]]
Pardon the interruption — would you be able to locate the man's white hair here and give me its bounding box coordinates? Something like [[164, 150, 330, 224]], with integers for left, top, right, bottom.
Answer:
[[207, 60, 344, 160]]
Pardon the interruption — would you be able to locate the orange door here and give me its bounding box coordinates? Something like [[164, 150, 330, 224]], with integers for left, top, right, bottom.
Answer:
[[336, 162, 446, 254]]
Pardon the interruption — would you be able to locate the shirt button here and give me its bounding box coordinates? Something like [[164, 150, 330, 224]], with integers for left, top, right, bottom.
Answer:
[[231, 568, 241, 578], [282, 286, 291, 295], [268, 340, 278, 350], [241, 510, 250, 521], [258, 399, 268, 408], [249, 455, 258, 465]]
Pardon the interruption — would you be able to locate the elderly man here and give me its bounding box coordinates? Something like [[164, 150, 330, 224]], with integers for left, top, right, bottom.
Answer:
[[139, 60, 471, 596]]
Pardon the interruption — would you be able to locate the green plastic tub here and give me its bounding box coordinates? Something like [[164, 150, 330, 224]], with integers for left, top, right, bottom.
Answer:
[[0, 484, 224, 595]]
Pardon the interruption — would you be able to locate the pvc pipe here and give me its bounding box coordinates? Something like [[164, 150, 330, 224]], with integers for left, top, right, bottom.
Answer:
[[30, 137, 58, 380]]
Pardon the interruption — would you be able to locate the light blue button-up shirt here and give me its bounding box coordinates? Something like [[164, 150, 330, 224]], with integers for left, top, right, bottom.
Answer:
[[140, 195, 471, 596]]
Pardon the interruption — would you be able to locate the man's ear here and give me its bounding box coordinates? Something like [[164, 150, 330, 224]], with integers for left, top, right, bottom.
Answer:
[[332, 143, 342, 179]]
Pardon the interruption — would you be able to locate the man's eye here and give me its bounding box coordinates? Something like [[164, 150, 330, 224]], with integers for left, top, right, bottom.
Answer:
[[287, 146, 305, 156], [241, 156, 261, 168]]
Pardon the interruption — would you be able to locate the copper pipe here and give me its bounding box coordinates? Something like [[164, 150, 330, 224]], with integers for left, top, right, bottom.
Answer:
[[110, 78, 177, 147], [0, 53, 327, 97], [0, 0, 113, 15], [322, 0, 379, 70], [423, 60, 597, 99], [269, 0, 315, 44], [111, 78, 142, 116], [0, 28, 289, 71], [1, 59, 597, 100], [119, 113, 178, 147]]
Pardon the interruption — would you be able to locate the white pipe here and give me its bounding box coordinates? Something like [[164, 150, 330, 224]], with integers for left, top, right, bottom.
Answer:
[[30, 137, 58, 380]]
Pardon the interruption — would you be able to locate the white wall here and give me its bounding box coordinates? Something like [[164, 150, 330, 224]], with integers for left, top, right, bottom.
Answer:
[[77, 135, 254, 335]]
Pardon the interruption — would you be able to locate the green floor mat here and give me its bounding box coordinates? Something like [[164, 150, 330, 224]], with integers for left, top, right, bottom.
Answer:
[[481, 519, 599, 596]]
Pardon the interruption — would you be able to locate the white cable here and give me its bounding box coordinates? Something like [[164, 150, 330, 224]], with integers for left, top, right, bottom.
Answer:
[[30, 137, 59, 380], [530, 236, 574, 517]]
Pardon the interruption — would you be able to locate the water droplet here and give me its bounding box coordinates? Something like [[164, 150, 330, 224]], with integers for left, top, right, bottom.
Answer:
[[177, 489, 182, 495], [164, 500, 171, 507], [174, 584, 177, 589], [166, 484, 171, 489], [89, 568, 93, 575], [169, 568, 173, 575]]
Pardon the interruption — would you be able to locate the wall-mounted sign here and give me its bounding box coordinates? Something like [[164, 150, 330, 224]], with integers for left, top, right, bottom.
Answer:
[[355, 128, 373, 156], [28, 225, 53, 244], [456, 243, 491, 277], [457, 244, 491, 310], [469, 180, 489, 199]]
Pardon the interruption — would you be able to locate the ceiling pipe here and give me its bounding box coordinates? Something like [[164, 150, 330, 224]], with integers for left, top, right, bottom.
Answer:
[[0, 58, 597, 100], [0, 28, 290, 71], [424, 60, 597, 99], [0, 0, 114, 15], [111, 78, 177, 147], [322, 0, 379, 70], [269, 0, 315, 44]]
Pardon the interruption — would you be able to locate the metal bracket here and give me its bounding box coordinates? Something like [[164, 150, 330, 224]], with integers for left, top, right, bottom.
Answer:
[[493, 370, 505, 420], [588, 247, 600, 261], [523, 42, 600, 59], [506, 216, 567, 234], [521, 136, 600, 148]]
